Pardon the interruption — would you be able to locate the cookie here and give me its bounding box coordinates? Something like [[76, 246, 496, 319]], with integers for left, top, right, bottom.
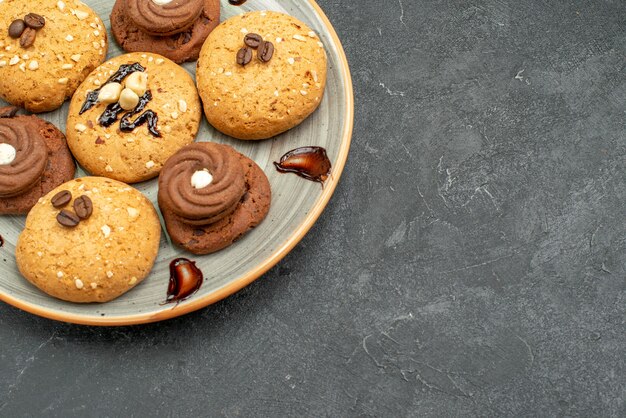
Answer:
[[66, 52, 202, 183], [158, 142, 271, 254], [111, 0, 220, 64], [0, 0, 108, 113], [196, 11, 327, 140], [16, 176, 161, 303], [0, 108, 76, 215]]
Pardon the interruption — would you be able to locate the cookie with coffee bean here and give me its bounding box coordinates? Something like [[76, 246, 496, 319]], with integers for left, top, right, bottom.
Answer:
[[16, 176, 161, 303], [196, 11, 327, 140], [0, 107, 76, 215], [0, 0, 107, 113], [158, 142, 271, 255], [66, 52, 202, 183], [110, 0, 220, 64]]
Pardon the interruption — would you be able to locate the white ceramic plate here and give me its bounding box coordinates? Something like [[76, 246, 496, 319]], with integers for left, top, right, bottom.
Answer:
[[0, 0, 353, 325]]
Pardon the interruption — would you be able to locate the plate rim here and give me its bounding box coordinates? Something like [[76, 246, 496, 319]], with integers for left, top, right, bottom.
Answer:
[[0, 0, 354, 326]]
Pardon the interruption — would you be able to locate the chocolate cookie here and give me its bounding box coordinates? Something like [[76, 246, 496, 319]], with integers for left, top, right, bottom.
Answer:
[[158, 143, 271, 255], [66, 52, 202, 184], [0, 0, 108, 113], [111, 0, 220, 64], [196, 11, 328, 140], [16, 176, 162, 303], [0, 109, 75, 215]]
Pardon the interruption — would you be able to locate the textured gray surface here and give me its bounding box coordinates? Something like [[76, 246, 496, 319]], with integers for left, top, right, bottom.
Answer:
[[1, 0, 625, 416]]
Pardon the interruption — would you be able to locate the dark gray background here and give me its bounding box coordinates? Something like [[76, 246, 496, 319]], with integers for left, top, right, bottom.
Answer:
[[1, 0, 625, 416]]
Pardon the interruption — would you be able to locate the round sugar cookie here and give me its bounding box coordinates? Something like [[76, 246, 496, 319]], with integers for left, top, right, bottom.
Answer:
[[196, 11, 327, 140], [66, 52, 202, 183], [16, 176, 161, 303], [0, 0, 108, 113]]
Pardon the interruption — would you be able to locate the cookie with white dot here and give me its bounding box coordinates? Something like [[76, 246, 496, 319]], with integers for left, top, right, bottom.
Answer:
[[16, 176, 161, 303], [0, 0, 108, 113], [158, 142, 271, 254], [196, 11, 327, 140], [0, 109, 75, 215], [66, 52, 202, 183]]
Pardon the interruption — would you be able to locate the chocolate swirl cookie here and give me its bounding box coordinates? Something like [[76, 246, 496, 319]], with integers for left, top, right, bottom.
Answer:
[[0, 112, 75, 215], [110, 0, 220, 64], [158, 143, 271, 255], [126, 0, 204, 37], [0, 118, 48, 197], [158, 143, 246, 226]]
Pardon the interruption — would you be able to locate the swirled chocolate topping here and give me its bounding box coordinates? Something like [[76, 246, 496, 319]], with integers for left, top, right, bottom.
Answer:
[[0, 118, 48, 197], [158, 143, 246, 226], [126, 0, 204, 37]]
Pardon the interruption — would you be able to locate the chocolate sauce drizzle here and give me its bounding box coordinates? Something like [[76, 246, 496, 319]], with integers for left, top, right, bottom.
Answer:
[[79, 63, 161, 137], [99, 91, 161, 137], [228, 0, 248, 5], [98, 103, 124, 128], [166, 258, 204, 304], [274, 146, 332, 184], [0, 234, 3, 248]]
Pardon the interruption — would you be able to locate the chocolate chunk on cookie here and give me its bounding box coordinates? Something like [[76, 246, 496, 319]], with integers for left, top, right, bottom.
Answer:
[[158, 143, 271, 255], [111, 0, 220, 64], [0, 0, 107, 113], [0, 112, 75, 215], [196, 11, 328, 140], [16, 177, 161, 303]]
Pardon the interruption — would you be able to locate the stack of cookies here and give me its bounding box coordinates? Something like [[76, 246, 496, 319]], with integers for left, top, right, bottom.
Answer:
[[0, 0, 328, 304]]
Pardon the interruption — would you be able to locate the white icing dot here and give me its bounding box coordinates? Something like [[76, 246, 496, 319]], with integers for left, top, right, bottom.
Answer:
[[151, 0, 173, 5], [191, 169, 213, 189], [0, 143, 16, 165]]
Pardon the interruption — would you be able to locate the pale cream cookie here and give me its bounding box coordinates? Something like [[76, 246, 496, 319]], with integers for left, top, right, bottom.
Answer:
[[0, 0, 108, 113], [196, 11, 328, 140], [16, 176, 161, 303], [66, 52, 202, 183]]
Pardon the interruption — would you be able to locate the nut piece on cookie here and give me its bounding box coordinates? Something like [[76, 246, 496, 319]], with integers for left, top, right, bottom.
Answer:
[[66, 53, 202, 184], [0, 108, 75, 215], [97, 82, 123, 104], [158, 143, 271, 255], [110, 0, 220, 64], [196, 11, 328, 140], [16, 177, 161, 303], [0, 0, 108, 113]]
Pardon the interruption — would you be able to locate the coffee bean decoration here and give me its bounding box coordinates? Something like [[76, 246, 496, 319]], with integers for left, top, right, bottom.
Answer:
[[236, 46, 253, 66], [24, 13, 45, 30], [19, 27, 36, 48], [257, 40, 275, 63], [51, 190, 72, 208], [57, 210, 80, 227], [8, 19, 25, 39], [244, 33, 263, 49], [73, 195, 93, 220]]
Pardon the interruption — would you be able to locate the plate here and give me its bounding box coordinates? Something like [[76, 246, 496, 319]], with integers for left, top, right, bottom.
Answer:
[[0, 0, 353, 325]]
